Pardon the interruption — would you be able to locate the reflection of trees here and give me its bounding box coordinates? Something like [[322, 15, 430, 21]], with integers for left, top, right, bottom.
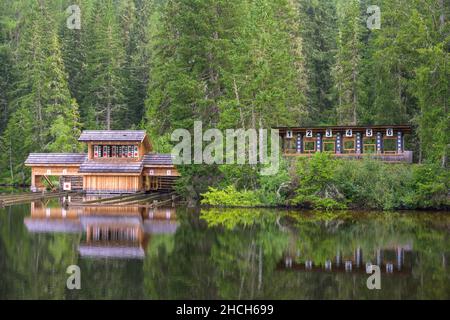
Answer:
[[1, 203, 448, 299], [143, 208, 218, 299], [203, 208, 288, 299], [277, 211, 450, 299], [0, 204, 80, 299], [71, 259, 144, 300]]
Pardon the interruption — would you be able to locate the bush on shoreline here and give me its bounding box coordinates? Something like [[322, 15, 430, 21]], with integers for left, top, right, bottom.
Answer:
[[200, 153, 449, 210]]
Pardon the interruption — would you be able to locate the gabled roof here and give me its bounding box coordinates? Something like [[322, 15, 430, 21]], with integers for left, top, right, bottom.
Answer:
[[25, 153, 87, 165], [143, 153, 175, 166], [79, 161, 143, 174], [78, 130, 147, 142]]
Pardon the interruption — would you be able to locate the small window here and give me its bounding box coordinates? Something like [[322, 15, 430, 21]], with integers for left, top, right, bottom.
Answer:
[[323, 141, 335, 153], [383, 138, 397, 154], [343, 139, 355, 153], [304, 141, 316, 153], [363, 138, 376, 154], [166, 170, 172, 176], [284, 138, 295, 153]]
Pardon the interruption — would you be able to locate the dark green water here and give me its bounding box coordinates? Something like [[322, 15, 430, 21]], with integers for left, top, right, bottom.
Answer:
[[0, 197, 448, 299]]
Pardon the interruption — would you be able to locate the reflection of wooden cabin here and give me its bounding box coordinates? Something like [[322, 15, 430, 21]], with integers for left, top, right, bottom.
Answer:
[[276, 125, 413, 163], [25, 130, 180, 193], [24, 203, 178, 259], [279, 247, 413, 275], [79, 215, 147, 259]]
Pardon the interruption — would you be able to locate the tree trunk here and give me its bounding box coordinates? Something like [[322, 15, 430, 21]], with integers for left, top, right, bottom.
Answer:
[[107, 102, 111, 130]]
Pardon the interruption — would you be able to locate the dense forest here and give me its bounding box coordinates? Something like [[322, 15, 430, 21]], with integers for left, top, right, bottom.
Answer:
[[0, 1, 448, 198]]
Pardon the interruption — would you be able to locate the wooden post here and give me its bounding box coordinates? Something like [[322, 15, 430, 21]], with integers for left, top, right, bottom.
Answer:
[[296, 133, 302, 153], [376, 132, 383, 154], [355, 247, 362, 268], [316, 133, 322, 152], [336, 133, 342, 154], [31, 172, 36, 192]]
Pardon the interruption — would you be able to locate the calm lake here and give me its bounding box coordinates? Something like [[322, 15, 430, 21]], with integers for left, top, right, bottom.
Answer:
[[0, 195, 449, 299]]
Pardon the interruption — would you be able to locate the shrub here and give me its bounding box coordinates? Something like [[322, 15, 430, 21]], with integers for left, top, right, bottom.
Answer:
[[201, 185, 263, 207], [290, 153, 347, 210], [404, 164, 449, 209]]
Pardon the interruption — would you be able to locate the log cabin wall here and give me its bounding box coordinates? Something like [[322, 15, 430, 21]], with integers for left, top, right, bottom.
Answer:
[[83, 175, 141, 193]]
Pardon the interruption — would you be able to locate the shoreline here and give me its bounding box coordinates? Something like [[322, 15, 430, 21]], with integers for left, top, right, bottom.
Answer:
[[199, 204, 450, 212]]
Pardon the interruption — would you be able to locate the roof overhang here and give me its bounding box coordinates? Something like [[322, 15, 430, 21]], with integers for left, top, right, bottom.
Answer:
[[274, 125, 412, 134]]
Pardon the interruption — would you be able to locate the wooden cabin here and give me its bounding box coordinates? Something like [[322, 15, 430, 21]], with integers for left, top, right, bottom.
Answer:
[[276, 125, 413, 163], [25, 130, 180, 193]]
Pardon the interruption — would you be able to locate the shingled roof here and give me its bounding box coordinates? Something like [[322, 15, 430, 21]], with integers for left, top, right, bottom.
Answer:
[[143, 153, 175, 166], [78, 245, 145, 259], [78, 130, 147, 142], [24, 218, 82, 233], [79, 161, 143, 173], [25, 153, 87, 165]]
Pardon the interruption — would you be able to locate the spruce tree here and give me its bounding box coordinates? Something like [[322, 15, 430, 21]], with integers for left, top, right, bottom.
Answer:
[[81, 0, 126, 129], [332, 0, 364, 125]]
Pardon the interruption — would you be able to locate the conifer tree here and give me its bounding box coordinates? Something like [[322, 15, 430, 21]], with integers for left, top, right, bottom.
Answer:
[[332, 0, 364, 125], [81, 0, 126, 129], [0, 2, 82, 182], [298, 0, 338, 124]]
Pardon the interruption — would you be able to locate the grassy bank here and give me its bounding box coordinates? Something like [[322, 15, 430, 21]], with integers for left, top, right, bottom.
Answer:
[[199, 153, 449, 211]]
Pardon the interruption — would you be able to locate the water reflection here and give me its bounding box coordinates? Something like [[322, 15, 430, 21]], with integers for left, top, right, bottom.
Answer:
[[280, 245, 413, 275], [0, 201, 448, 299], [25, 201, 178, 259]]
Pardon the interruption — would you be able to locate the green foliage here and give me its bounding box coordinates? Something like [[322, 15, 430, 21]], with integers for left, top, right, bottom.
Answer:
[[404, 164, 449, 209], [81, 0, 126, 130], [291, 153, 347, 210], [334, 158, 412, 210], [256, 158, 291, 206], [291, 154, 449, 210], [201, 185, 262, 207], [0, 0, 448, 192], [200, 208, 270, 229]]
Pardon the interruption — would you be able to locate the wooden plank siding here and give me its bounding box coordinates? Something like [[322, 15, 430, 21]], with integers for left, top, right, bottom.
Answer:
[[142, 166, 180, 177], [32, 166, 81, 176], [83, 176, 142, 194]]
